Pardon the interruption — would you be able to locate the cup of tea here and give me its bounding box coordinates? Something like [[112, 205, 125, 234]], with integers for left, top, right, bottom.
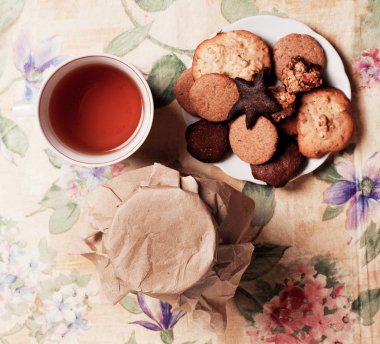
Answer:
[[37, 54, 154, 166]]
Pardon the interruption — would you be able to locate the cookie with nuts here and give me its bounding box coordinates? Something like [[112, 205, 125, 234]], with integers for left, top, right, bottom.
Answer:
[[297, 88, 354, 158], [273, 33, 325, 82], [281, 56, 323, 93], [268, 86, 296, 122], [192, 30, 271, 81]]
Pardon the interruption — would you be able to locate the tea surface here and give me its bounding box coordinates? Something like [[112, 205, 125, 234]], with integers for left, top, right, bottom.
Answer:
[[49, 63, 142, 154]]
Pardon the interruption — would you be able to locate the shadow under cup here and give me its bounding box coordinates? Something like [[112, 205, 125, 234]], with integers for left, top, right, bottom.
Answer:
[[38, 55, 154, 166]]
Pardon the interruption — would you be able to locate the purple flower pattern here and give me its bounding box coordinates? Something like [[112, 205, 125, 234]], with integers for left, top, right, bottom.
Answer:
[[323, 152, 380, 237], [131, 292, 186, 331], [13, 32, 66, 101]]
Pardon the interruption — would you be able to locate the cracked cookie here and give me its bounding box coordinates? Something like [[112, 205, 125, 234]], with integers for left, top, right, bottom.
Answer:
[[281, 56, 323, 93], [268, 85, 297, 122], [273, 33, 325, 80], [192, 30, 271, 81]]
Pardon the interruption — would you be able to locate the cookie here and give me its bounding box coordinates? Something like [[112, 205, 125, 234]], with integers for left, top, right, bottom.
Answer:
[[251, 138, 306, 187], [192, 30, 271, 81], [186, 119, 230, 163], [189, 73, 239, 122], [279, 115, 298, 136], [273, 34, 325, 80], [281, 56, 323, 93], [297, 88, 354, 158], [229, 115, 278, 164], [268, 86, 296, 122], [174, 68, 196, 114], [228, 68, 282, 128]]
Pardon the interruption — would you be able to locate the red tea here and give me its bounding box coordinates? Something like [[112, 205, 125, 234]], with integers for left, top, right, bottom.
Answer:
[[49, 63, 142, 154]]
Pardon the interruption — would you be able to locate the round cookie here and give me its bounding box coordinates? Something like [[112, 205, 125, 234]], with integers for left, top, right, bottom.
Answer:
[[186, 119, 230, 163], [174, 68, 196, 114], [273, 34, 325, 79], [297, 87, 354, 158], [229, 115, 278, 165], [189, 73, 239, 122], [279, 115, 298, 136], [251, 138, 306, 188], [192, 30, 271, 81]]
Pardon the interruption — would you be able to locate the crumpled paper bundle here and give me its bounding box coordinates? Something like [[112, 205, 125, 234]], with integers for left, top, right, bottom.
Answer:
[[73, 163, 254, 331]]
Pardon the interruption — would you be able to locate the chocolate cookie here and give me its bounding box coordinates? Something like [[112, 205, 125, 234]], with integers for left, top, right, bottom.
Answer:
[[268, 86, 296, 122], [174, 68, 196, 114], [279, 115, 298, 136], [251, 138, 306, 187], [185, 119, 230, 163], [228, 68, 282, 128], [273, 34, 325, 80], [189, 73, 239, 122], [229, 115, 278, 165], [297, 88, 354, 158], [192, 30, 271, 81]]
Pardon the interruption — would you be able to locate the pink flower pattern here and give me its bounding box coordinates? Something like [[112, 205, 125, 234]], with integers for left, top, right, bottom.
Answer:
[[63, 162, 126, 201], [351, 48, 380, 89], [247, 263, 355, 344]]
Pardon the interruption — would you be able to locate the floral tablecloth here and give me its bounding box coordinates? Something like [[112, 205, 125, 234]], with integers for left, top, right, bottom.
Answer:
[[0, 0, 379, 343]]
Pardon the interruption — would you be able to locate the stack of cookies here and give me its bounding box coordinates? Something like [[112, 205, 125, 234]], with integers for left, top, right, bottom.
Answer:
[[174, 30, 354, 187]]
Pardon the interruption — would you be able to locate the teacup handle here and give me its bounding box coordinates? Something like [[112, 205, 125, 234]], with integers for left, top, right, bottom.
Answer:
[[12, 101, 38, 117]]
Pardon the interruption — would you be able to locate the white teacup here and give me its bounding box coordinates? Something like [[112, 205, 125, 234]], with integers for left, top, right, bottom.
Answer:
[[37, 54, 154, 166]]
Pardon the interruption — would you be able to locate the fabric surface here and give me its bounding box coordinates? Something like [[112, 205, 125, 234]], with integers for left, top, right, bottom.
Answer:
[[0, 0, 379, 343]]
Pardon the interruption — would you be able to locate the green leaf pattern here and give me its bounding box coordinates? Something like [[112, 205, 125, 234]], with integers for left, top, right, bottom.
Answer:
[[243, 183, 276, 227], [147, 54, 186, 107], [104, 23, 152, 56], [0, 115, 28, 162], [351, 289, 380, 326], [360, 222, 380, 266], [135, 0, 176, 12], [0, 0, 25, 32]]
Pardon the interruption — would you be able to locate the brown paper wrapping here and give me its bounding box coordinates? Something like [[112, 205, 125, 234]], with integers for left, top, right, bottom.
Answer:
[[72, 163, 254, 331]]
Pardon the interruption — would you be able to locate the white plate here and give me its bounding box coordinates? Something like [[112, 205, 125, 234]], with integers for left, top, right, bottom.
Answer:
[[183, 15, 351, 184]]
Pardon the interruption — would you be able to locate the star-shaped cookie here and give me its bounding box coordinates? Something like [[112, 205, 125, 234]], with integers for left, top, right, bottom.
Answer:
[[228, 68, 282, 129]]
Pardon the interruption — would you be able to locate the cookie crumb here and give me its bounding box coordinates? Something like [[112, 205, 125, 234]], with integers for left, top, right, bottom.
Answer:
[[268, 86, 296, 122]]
